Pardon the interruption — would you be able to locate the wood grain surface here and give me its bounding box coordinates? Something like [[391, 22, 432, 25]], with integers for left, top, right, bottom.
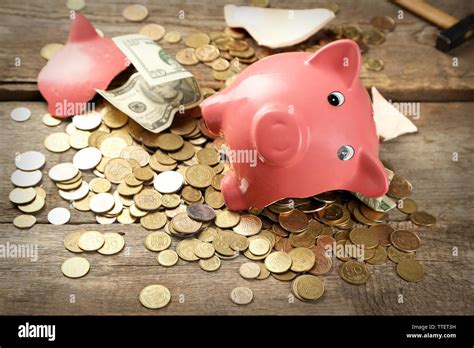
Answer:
[[0, 0, 473, 101], [0, 101, 472, 315]]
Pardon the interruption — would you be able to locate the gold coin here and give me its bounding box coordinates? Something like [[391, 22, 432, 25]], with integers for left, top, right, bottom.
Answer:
[[129, 203, 147, 218], [141, 211, 167, 230], [104, 158, 133, 184], [176, 48, 199, 65], [100, 136, 128, 158], [272, 270, 297, 281], [197, 227, 218, 243], [210, 57, 230, 71], [391, 230, 421, 253], [139, 284, 171, 309], [182, 186, 202, 203], [145, 231, 171, 251], [98, 232, 125, 255], [212, 68, 234, 81], [349, 227, 379, 249], [171, 212, 202, 234], [133, 166, 155, 182], [230, 287, 253, 305], [117, 208, 136, 224], [168, 141, 195, 161], [232, 214, 262, 236], [205, 190, 225, 209], [224, 27, 246, 39], [370, 15, 396, 31], [125, 173, 143, 187], [164, 31, 181, 43], [64, 229, 86, 253], [40, 43, 63, 60], [199, 255, 221, 271], [295, 274, 324, 301], [239, 262, 261, 279], [176, 238, 201, 261], [248, 238, 270, 256], [362, 27, 386, 45], [265, 251, 292, 274], [13, 214, 36, 229], [196, 148, 219, 166], [161, 193, 181, 208], [121, 145, 150, 166], [398, 198, 417, 214], [73, 192, 94, 212], [123, 4, 149, 22], [69, 130, 91, 150], [256, 262, 270, 280], [78, 231, 105, 251], [44, 132, 70, 152], [102, 108, 128, 129], [139, 23, 166, 41], [194, 242, 215, 259], [117, 182, 143, 196], [387, 245, 415, 263], [195, 44, 220, 62], [215, 210, 241, 229], [156, 133, 184, 151], [42, 112, 62, 126], [89, 177, 112, 193], [61, 257, 90, 278], [366, 245, 387, 265], [396, 259, 424, 282], [410, 211, 436, 227], [339, 260, 370, 284], [184, 32, 210, 48], [157, 250, 179, 267], [66, 0, 85, 11], [288, 247, 315, 272], [185, 164, 215, 188], [9, 187, 36, 205], [17, 194, 45, 213]]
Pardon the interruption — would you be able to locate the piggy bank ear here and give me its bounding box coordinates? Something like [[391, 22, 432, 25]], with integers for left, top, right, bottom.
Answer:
[[251, 105, 302, 166], [305, 39, 361, 89]]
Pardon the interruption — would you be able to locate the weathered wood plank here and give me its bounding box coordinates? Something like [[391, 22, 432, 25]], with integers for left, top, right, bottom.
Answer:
[[0, 220, 472, 315], [0, 0, 473, 101]]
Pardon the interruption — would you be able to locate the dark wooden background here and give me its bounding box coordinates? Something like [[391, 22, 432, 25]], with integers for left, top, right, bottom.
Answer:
[[0, 0, 473, 315]]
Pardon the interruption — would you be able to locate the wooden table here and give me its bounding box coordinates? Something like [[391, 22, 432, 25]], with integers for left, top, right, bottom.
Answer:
[[0, 0, 473, 315]]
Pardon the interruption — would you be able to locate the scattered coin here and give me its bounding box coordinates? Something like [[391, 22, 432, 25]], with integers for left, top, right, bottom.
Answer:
[[11, 170, 42, 187], [145, 231, 171, 251], [9, 187, 36, 205], [42, 113, 62, 127], [184, 32, 210, 48], [10, 107, 32, 122], [391, 230, 421, 253], [186, 203, 216, 222], [164, 31, 181, 43], [48, 163, 79, 182], [230, 287, 253, 305], [78, 230, 105, 251], [199, 255, 221, 271], [293, 274, 325, 301], [265, 251, 292, 274], [98, 232, 125, 255], [339, 260, 370, 284], [176, 48, 199, 65], [67, 0, 85, 11], [13, 214, 36, 229], [123, 4, 149, 22], [364, 58, 384, 72], [410, 211, 437, 227], [153, 171, 184, 193], [139, 23, 166, 41], [398, 198, 417, 214], [61, 257, 90, 278], [157, 249, 179, 267], [139, 284, 171, 309], [90, 193, 115, 213], [397, 259, 424, 282], [370, 15, 396, 31], [64, 229, 86, 253], [15, 151, 46, 171], [47, 207, 71, 225]]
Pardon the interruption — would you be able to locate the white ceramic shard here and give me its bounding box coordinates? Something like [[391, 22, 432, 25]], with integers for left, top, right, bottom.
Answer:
[[224, 4, 335, 49], [371, 86, 418, 142]]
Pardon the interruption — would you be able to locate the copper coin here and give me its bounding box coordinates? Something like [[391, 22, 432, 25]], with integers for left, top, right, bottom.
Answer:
[[390, 230, 421, 253], [279, 209, 308, 233], [369, 224, 394, 247], [317, 235, 336, 250], [186, 204, 216, 222], [308, 251, 332, 276], [360, 204, 387, 222], [387, 175, 413, 199]]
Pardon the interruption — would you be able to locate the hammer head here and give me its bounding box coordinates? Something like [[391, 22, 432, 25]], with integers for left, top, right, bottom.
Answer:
[[436, 13, 474, 51]]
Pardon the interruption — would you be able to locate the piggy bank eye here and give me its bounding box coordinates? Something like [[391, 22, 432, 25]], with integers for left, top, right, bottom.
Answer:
[[328, 91, 345, 106], [337, 145, 354, 161]]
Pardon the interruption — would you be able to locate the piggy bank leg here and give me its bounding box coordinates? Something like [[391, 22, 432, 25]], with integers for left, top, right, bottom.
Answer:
[[221, 171, 248, 211]]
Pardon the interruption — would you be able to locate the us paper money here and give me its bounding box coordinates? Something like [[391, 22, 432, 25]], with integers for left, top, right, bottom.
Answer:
[[97, 34, 201, 133], [97, 72, 201, 133]]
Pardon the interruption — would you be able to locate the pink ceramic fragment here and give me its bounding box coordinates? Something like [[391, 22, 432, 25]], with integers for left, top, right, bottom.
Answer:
[[38, 14, 127, 118], [201, 39, 388, 211]]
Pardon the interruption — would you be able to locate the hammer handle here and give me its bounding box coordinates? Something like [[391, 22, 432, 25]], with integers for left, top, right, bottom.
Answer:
[[393, 0, 459, 29]]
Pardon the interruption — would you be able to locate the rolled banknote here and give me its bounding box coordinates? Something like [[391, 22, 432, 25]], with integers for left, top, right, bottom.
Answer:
[[97, 34, 201, 133]]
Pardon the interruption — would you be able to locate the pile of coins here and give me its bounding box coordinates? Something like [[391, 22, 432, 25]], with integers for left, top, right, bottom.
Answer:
[[19, 2, 435, 310]]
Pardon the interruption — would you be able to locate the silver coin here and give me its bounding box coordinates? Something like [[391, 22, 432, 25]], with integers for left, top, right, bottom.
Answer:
[[72, 112, 102, 130], [15, 151, 46, 171], [10, 107, 31, 122], [73, 147, 102, 170], [153, 171, 184, 193], [47, 207, 71, 225], [59, 181, 90, 201], [48, 163, 79, 182], [10, 169, 42, 187]]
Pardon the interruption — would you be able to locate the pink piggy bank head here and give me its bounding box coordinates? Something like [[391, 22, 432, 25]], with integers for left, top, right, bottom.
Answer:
[[202, 39, 388, 211]]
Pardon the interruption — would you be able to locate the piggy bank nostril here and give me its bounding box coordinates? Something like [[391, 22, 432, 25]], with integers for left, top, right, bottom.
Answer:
[[337, 145, 354, 161]]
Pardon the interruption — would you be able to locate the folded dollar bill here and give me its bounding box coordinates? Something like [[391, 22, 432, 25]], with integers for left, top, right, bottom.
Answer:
[[97, 34, 202, 133], [352, 167, 397, 212]]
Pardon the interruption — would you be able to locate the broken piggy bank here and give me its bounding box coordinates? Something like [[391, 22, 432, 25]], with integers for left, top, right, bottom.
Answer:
[[201, 39, 388, 211]]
